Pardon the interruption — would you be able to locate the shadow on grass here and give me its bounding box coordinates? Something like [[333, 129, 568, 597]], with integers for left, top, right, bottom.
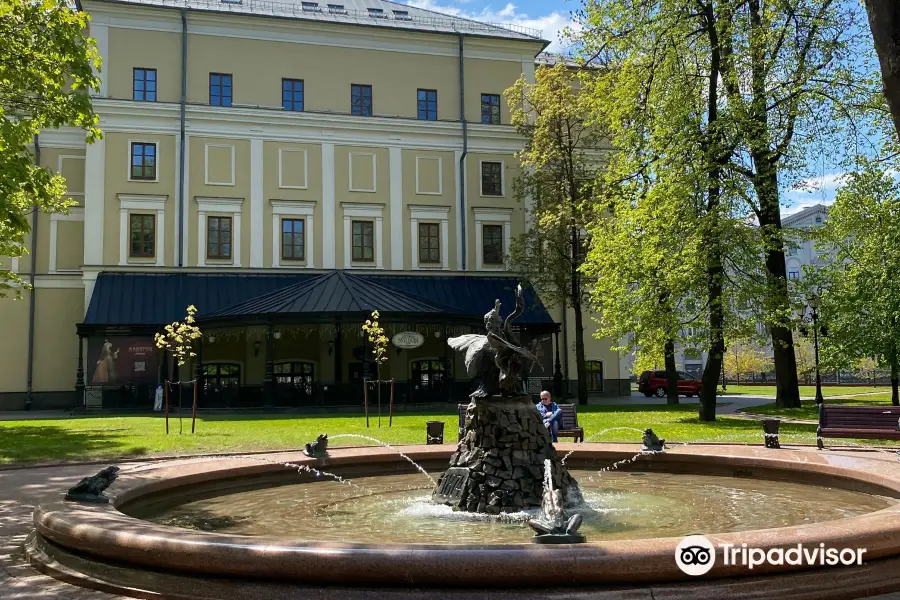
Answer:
[[0, 425, 149, 464]]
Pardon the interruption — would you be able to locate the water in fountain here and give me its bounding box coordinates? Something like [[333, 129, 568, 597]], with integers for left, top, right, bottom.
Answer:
[[329, 433, 437, 486], [559, 427, 648, 463]]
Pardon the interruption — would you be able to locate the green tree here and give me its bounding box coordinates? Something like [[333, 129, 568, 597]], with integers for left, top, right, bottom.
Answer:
[[723, 341, 771, 385], [0, 0, 100, 292], [575, 0, 756, 420], [505, 63, 605, 406], [715, 0, 875, 409], [815, 160, 900, 405]]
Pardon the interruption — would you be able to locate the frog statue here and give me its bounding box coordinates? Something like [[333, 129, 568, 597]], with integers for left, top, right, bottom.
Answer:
[[528, 460, 585, 544], [304, 434, 329, 458], [65, 466, 120, 504]]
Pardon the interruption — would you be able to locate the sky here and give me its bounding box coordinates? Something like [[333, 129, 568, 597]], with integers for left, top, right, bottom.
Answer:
[[402, 0, 885, 216]]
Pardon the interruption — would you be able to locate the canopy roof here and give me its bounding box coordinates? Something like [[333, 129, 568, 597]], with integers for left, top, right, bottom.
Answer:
[[80, 271, 556, 333]]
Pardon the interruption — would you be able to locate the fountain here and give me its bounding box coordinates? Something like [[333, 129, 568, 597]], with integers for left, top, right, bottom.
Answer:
[[432, 285, 580, 513], [22, 287, 900, 598]]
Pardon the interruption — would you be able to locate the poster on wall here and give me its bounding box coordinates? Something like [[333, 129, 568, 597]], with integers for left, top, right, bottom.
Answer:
[[519, 332, 554, 381], [87, 337, 159, 385]]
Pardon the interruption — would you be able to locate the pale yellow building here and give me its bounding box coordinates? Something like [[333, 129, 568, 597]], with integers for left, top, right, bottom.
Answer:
[[0, 0, 629, 410]]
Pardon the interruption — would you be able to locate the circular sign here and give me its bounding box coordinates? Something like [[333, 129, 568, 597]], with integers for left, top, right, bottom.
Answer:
[[675, 535, 716, 576], [392, 331, 425, 349]]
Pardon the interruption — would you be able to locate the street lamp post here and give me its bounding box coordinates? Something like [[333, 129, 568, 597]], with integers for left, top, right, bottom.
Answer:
[[808, 296, 824, 405]]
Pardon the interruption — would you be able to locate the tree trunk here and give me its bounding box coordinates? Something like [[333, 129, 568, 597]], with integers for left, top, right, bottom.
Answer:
[[754, 164, 802, 408], [865, 0, 900, 141], [891, 348, 899, 406], [571, 227, 588, 406], [572, 296, 589, 406], [664, 339, 679, 404]]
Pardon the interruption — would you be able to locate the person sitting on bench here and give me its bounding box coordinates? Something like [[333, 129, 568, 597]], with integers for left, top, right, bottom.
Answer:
[[536, 390, 563, 442]]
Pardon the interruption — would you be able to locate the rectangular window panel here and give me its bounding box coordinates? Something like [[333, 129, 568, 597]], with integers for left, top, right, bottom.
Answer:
[[481, 93, 501, 124], [207, 216, 232, 259], [129, 213, 155, 257], [282, 78, 304, 112], [417, 89, 437, 121], [788, 269, 800, 280], [351, 84, 373, 116], [483, 224, 504, 265], [281, 218, 305, 260], [209, 73, 233, 107], [351, 220, 374, 261], [130, 142, 157, 180], [133, 68, 157, 102], [481, 161, 502, 196], [418, 222, 440, 264]]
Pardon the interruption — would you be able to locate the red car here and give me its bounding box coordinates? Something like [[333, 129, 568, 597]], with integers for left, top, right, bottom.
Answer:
[[638, 370, 702, 398]]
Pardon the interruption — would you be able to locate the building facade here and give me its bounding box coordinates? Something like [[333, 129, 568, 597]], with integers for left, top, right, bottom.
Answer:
[[0, 0, 629, 410]]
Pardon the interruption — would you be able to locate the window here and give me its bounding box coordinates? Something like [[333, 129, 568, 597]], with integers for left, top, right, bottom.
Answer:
[[301, 1, 320, 10], [351, 84, 372, 116], [281, 218, 305, 260], [482, 224, 503, 265], [133, 68, 157, 101], [130, 142, 157, 180], [417, 89, 437, 121], [367, 7, 386, 17], [209, 73, 232, 107], [207, 216, 232, 259], [788, 268, 800, 280], [393, 9, 411, 20], [418, 222, 440, 264], [352, 220, 374, 261], [275, 361, 315, 395], [129, 214, 155, 258], [583, 360, 604, 392], [481, 161, 502, 196], [282, 78, 304, 112], [327, 3, 346, 13], [202, 364, 240, 390], [481, 93, 501, 124]]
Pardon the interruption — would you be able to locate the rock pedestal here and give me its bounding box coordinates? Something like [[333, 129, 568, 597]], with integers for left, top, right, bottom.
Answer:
[[431, 396, 581, 514]]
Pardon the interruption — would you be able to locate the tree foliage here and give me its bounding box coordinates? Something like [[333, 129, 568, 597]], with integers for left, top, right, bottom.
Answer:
[[723, 341, 771, 385], [0, 0, 100, 292], [814, 159, 900, 404], [505, 63, 605, 405]]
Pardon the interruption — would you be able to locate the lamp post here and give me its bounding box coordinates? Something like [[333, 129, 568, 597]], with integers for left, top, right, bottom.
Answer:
[[808, 296, 824, 405]]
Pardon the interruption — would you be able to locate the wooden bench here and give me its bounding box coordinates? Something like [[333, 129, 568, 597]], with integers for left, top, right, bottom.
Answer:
[[817, 404, 900, 448], [457, 402, 585, 443]]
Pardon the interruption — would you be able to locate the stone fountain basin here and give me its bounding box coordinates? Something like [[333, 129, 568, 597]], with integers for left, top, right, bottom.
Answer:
[[27, 444, 900, 592]]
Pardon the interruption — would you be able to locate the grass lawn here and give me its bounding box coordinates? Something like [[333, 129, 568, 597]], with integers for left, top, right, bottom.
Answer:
[[721, 385, 883, 397], [744, 395, 898, 421], [0, 405, 827, 465]]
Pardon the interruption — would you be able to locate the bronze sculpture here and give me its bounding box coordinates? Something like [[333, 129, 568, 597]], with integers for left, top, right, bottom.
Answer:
[[65, 466, 120, 504]]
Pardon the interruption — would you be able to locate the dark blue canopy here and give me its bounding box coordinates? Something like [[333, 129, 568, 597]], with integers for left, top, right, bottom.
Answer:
[[81, 271, 556, 331]]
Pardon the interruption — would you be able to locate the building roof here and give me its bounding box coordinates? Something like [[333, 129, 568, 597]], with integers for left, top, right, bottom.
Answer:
[[80, 271, 556, 331], [89, 0, 545, 42], [783, 204, 829, 228]]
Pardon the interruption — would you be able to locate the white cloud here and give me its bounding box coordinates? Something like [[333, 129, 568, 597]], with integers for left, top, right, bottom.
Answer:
[[404, 0, 577, 52], [783, 172, 846, 212]]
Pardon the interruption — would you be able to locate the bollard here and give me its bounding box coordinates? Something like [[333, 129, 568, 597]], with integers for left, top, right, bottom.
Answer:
[[426, 420, 445, 445], [762, 418, 780, 449]]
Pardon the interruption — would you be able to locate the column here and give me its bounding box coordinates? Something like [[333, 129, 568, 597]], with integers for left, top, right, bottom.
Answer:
[[389, 146, 403, 270], [307, 214, 315, 268], [342, 216, 351, 269], [118, 208, 127, 266], [181, 134, 191, 266], [441, 216, 449, 270], [264, 324, 275, 404], [375, 215, 383, 269], [453, 150, 463, 270], [410, 217, 419, 268], [75, 335, 85, 407], [84, 137, 105, 267], [49, 219, 59, 272], [197, 211, 206, 267], [322, 143, 336, 269], [156, 206, 165, 267], [250, 138, 264, 268]]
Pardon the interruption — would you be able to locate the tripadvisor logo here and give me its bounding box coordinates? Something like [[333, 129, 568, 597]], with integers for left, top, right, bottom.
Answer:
[[675, 535, 868, 576]]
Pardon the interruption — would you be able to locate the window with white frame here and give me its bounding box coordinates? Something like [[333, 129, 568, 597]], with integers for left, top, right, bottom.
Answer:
[[342, 202, 384, 269], [197, 197, 243, 267], [408, 204, 449, 269], [473, 208, 511, 270], [117, 195, 165, 267], [271, 200, 316, 268]]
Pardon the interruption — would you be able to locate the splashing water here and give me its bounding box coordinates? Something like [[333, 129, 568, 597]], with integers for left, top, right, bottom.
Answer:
[[329, 433, 437, 486], [238, 454, 363, 489]]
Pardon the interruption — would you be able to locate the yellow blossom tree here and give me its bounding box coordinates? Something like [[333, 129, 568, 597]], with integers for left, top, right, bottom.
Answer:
[[361, 310, 390, 427], [154, 305, 202, 433]]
